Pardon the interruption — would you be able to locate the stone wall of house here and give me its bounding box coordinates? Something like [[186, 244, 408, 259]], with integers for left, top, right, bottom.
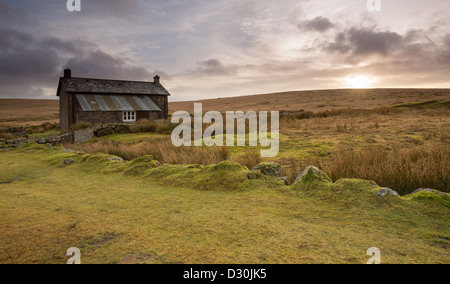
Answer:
[[75, 111, 123, 125], [149, 95, 168, 119]]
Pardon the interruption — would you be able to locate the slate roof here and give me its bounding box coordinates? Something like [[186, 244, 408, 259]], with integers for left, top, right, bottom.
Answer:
[[57, 77, 170, 96], [76, 94, 162, 112]]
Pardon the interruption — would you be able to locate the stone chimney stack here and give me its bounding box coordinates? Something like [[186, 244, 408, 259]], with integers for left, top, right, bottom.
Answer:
[[64, 68, 72, 78], [153, 75, 160, 84]]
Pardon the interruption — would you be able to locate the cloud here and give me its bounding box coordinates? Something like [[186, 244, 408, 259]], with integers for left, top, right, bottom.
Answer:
[[298, 17, 334, 32], [325, 27, 403, 58], [66, 50, 152, 81], [186, 59, 237, 77], [0, 26, 152, 98], [0, 1, 35, 28], [80, 0, 142, 19], [348, 28, 403, 57]]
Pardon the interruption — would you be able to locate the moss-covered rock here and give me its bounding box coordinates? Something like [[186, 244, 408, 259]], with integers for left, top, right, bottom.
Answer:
[[125, 155, 161, 176], [409, 188, 448, 197], [129, 155, 155, 166], [277, 176, 289, 185], [407, 190, 450, 207], [376, 187, 399, 197], [247, 170, 263, 180], [63, 158, 76, 165], [294, 166, 332, 184], [251, 162, 282, 176]]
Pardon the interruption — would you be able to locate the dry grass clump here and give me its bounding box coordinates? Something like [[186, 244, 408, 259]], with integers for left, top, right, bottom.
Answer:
[[82, 138, 231, 165], [71, 121, 93, 131], [130, 119, 176, 135], [130, 119, 156, 133], [317, 145, 449, 195], [231, 150, 261, 170]]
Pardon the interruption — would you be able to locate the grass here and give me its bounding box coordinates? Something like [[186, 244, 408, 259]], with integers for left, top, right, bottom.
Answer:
[[80, 138, 231, 164], [392, 100, 450, 109], [64, 104, 449, 195], [1, 91, 449, 263], [0, 147, 448, 264], [317, 145, 449, 195]]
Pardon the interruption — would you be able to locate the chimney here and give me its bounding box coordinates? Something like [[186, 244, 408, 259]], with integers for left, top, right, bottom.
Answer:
[[153, 75, 160, 84], [64, 68, 72, 78]]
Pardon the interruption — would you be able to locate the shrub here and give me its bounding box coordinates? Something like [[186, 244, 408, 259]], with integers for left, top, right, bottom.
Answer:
[[155, 120, 176, 134], [131, 119, 156, 133], [71, 121, 93, 131], [231, 150, 261, 170], [0, 132, 14, 140]]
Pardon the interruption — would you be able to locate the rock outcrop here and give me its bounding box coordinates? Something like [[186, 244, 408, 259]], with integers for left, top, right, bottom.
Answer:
[[293, 166, 332, 184], [376, 187, 399, 197], [251, 162, 282, 176]]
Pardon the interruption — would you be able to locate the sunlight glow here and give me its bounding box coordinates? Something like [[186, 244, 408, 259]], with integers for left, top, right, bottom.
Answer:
[[345, 75, 375, 88]]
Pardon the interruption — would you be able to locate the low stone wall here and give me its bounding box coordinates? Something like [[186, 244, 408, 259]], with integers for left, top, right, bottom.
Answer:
[[73, 128, 94, 144], [1, 123, 131, 147]]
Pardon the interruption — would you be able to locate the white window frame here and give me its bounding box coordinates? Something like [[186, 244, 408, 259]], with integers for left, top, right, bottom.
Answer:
[[123, 111, 136, 122]]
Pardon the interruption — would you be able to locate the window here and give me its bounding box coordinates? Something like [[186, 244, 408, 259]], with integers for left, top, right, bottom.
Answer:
[[123, 111, 136, 122]]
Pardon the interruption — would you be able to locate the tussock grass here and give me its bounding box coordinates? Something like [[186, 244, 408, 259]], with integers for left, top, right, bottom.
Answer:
[[317, 145, 449, 195], [81, 138, 231, 165], [231, 150, 261, 170], [0, 149, 449, 264], [130, 119, 176, 135], [71, 121, 93, 131]]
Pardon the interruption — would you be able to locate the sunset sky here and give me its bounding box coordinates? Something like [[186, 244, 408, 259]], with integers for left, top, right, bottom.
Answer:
[[1, 0, 449, 101]]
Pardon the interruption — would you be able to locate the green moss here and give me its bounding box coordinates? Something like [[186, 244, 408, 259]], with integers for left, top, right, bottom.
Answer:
[[407, 191, 450, 207], [247, 170, 263, 180], [129, 155, 155, 166], [19, 142, 48, 152], [124, 155, 160, 176], [209, 160, 248, 172], [294, 166, 332, 185], [392, 100, 450, 109], [252, 162, 282, 176]]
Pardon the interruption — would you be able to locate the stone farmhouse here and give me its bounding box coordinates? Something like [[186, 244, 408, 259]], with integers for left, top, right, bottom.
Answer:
[[56, 69, 170, 132]]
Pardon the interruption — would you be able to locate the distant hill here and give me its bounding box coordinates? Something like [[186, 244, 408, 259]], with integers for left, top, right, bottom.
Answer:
[[0, 99, 59, 125], [169, 89, 450, 114], [1, 89, 449, 125]]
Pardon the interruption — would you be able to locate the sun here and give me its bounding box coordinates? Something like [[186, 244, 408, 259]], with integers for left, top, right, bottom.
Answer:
[[345, 75, 375, 88]]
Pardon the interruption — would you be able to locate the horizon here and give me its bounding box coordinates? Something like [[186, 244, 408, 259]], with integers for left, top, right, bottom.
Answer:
[[1, 87, 450, 102], [0, 0, 449, 101]]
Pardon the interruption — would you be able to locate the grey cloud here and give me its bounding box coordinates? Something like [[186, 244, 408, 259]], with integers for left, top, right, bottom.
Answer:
[[187, 59, 236, 76], [325, 27, 404, 58], [0, 27, 153, 98], [0, 1, 35, 28], [298, 17, 334, 32], [326, 32, 352, 54], [440, 34, 450, 63], [66, 50, 152, 81], [40, 37, 94, 57], [348, 28, 403, 57], [83, 0, 142, 18]]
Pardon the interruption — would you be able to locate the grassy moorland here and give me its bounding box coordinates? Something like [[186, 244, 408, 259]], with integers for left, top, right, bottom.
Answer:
[[0, 145, 448, 264], [0, 89, 449, 264]]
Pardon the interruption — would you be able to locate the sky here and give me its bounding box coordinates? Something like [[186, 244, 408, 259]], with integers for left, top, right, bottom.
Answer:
[[0, 0, 449, 101]]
